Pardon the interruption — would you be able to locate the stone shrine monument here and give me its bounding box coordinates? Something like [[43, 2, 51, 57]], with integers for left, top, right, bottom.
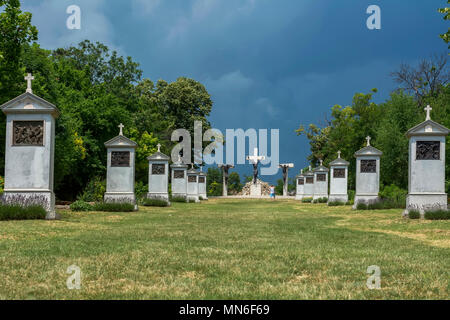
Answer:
[[1, 74, 60, 219], [313, 159, 329, 200], [186, 165, 200, 202], [295, 169, 305, 200], [171, 155, 188, 200], [219, 164, 234, 196], [198, 166, 208, 200], [404, 105, 449, 216], [329, 151, 350, 203], [104, 123, 138, 206], [246, 147, 265, 196], [147, 143, 170, 203], [303, 166, 315, 198], [354, 136, 382, 208], [279, 163, 294, 196]]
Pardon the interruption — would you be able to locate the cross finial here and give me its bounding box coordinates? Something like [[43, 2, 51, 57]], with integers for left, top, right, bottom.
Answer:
[[319, 159, 323, 166], [309, 165, 312, 171], [366, 136, 371, 147], [157, 143, 161, 152], [424, 105, 432, 121], [246, 147, 265, 164], [25, 73, 34, 93], [177, 154, 182, 163], [301, 169, 303, 174], [118, 123, 124, 136], [337, 150, 341, 158]]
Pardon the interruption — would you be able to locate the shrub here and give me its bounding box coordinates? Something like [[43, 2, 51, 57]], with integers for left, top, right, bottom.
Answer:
[[318, 197, 328, 203], [328, 201, 345, 206], [70, 200, 94, 212], [0, 204, 46, 220], [77, 177, 106, 202], [171, 196, 187, 203], [142, 198, 169, 207], [356, 202, 368, 210], [93, 202, 135, 212], [346, 200, 354, 206], [302, 197, 313, 203], [199, 196, 204, 201], [379, 184, 407, 208], [188, 199, 196, 203], [408, 210, 420, 219], [135, 181, 148, 200], [424, 210, 450, 220], [348, 190, 355, 201]]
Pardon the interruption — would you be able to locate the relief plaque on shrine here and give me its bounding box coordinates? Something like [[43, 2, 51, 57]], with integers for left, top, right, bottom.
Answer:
[[306, 177, 314, 184], [316, 173, 326, 182], [199, 176, 206, 183], [188, 176, 197, 183], [333, 168, 345, 178], [111, 151, 130, 167], [13, 121, 44, 146], [174, 170, 184, 179], [416, 141, 440, 160], [152, 164, 165, 175], [298, 178, 304, 185], [360, 160, 376, 173]]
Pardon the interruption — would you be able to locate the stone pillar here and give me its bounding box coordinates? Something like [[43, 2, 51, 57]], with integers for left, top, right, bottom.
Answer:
[[219, 164, 234, 197], [353, 136, 382, 208], [303, 166, 314, 198], [295, 169, 305, 200], [313, 160, 329, 200], [1, 74, 60, 219], [104, 124, 138, 207], [198, 167, 208, 200], [329, 151, 349, 203], [147, 144, 170, 203], [187, 166, 200, 202], [404, 105, 449, 216], [279, 163, 294, 196], [171, 157, 188, 200]]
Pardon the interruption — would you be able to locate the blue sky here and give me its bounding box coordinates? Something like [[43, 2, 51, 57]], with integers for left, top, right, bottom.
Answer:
[[21, 0, 449, 183]]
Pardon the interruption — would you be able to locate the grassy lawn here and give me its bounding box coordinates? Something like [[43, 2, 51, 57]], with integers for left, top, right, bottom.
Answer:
[[0, 199, 448, 299]]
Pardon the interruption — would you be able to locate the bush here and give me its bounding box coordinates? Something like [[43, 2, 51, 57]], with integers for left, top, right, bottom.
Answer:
[[424, 210, 450, 220], [302, 197, 313, 203], [348, 190, 355, 201], [171, 196, 187, 203], [188, 199, 196, 203], [0, 204, 46, 220], [199, 196, 204, 201], [142, 198, 169, 207], [135, 181, 148, 200], [379, 184, 407, 208], [346, 200, 354, 206], [408, 210, 420, 219], [328, 201, 345, 206], [356, 202, 368, 210], [93, 202, 135, 212], [77, 177, 106, 202], [70, 200, 93, 212], [318, 197, 328, 203]]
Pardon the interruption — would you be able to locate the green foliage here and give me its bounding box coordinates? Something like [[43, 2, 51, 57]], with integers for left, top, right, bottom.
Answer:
[[77, 177, 106, 202], [142, 198, 169, 207], [379, 184, 407, 208], [208, 181, 222, 197], [70, 200, 94, 212], [328, 201, 345, 206], [408, 210, 421, 219], [312, 197, 328, 204], [438, 1, 450, 48], [356, 203, 368, 210], [92, 202, 135, 212], [0, 175, 4, 194], [275, 179, 284, 195], [206, 167, 222, 196], [424, 210, 450, 220], [228, 172, 243, 194], [170, 196, 187, 203], [0, 204, 46, 220], [135, 181, 148, 200], [348, 190, 355, 201], [302, 197, 313, 203]]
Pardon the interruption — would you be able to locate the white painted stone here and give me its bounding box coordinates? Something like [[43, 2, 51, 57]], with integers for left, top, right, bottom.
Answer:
[[295, 169, 305, 200], [147, 144, 170, 203], [171, 156, 188, 200], [1, 77, 60, 219], [250, 182, 262, 196], [404, 106, 449, 216], [186, 166, 200, 202], [303, 166, 314, 198], [329, 151, 349, 203], [198, 167, 208, 200], [353, 137, 382, 208], [313, 160, 329, 200], [104, 125, 137, 207]]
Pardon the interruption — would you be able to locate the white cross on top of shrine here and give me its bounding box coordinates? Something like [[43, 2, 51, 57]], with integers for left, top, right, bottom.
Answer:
[[118, 123, 124, 136], [246, 147, 265, 164], [157, 143, 161, 152], [337, 150, 341, 158], [424, 105, 432, 121], [25, 73, 34, 93], [366, 136, 371, 147]]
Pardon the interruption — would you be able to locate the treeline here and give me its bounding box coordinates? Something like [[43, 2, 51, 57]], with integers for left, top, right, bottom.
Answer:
[[297, 57, 450, 193], [0, 0, 212, 200]]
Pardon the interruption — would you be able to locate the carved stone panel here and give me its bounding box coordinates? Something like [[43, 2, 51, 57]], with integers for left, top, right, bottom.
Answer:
[[188, 175, 197, 183], [316, 173, 326, 182], [298, 178, 304, 185], [152, 164, 165, 175], [416, 141, 440, 160], [13, 121, 44, 146], [306, 177, 314, 184], [174, 170, 184, 179], [360, 160, 376, 173], [333, 168, 345, 178], [111, 151, 130, 167], [199, 176, 206, 183]]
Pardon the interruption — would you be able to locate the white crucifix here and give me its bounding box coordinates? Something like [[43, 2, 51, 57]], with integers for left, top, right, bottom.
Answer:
[[366, 136, 371, 147], [246, 147, 265, 164], [118, 123, 124, 136], [25, 73, 34, 93], [319, 159, 323, 166], [337, 150, 341, 158], [157, 143, 161, 152], [424, 105, 432, 121]]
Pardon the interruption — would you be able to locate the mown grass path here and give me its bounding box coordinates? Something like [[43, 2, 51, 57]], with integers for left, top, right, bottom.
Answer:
[[0, 199, 448, 299]]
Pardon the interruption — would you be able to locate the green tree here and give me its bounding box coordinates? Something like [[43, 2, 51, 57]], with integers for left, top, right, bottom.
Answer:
[[228, 172, 243, 194], [438, 1, 450, 49], [207, 167, 222, 196]]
